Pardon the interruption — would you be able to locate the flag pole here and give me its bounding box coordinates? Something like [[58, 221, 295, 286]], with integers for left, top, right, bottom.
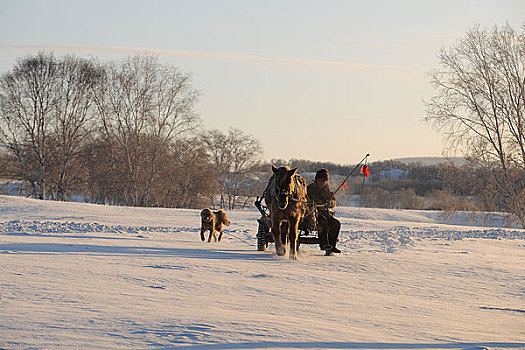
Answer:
[[333, 154, 370, 195]]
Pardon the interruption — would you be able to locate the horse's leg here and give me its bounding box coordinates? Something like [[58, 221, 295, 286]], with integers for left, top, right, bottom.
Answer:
[[200, 228, 206, 241], [271, 216, 286, 256], [288, 215, 300, 260], [281, 221, 288, 245]]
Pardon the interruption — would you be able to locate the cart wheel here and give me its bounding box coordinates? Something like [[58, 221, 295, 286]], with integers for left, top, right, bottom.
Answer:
[[257, 222, 269, 251]]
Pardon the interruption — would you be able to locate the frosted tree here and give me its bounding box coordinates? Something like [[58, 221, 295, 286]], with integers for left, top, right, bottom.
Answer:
[[425, 24, 525, 226]]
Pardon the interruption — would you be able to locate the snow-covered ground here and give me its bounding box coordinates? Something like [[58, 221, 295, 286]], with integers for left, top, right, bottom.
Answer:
[[0, 195, 524, 349]]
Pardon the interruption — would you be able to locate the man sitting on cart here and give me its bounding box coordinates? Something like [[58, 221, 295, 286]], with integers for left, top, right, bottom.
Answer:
[[307, 168, 341, 255]]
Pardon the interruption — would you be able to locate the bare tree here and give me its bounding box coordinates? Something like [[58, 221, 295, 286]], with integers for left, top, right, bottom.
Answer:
[[155, 138, 216, 208], [93, 55, 200, 206], [81, 136, 119, 204], [48, 55, 102, 200], [0, 53, 104, 200], [201, 128, 263, 209], [425, 23, 525, 227], [0, 52, 60, 199]]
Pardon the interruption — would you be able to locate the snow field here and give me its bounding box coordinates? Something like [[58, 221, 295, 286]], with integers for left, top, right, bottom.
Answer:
[[0, 195, 524, 349]]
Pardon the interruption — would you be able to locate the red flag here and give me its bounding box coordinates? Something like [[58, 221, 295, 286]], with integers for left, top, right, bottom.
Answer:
[[342, 182, 348, 193], [361, 165, 371, 178]]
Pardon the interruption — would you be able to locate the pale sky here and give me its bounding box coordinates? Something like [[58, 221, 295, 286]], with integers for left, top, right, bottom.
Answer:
[[1, 0, 524, 163]]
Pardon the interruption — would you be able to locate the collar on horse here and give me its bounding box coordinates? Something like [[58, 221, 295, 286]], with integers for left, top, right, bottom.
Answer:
[[276, 179, 293, 200], [273, 174, 303, 205]]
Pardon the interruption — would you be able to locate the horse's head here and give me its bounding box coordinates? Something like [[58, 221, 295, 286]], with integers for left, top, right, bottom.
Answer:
[[272, 165, 298, 210]]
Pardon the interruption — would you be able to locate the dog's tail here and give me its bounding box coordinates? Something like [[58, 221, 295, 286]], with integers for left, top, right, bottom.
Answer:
[[218, 209, 230, 226]]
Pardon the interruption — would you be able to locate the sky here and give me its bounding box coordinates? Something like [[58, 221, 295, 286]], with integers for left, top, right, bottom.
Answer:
[[1, 0, 524, 164]]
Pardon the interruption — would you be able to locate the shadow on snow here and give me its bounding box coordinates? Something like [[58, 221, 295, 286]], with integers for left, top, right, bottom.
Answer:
[[0, 242, 273, 261], [167, 341, 525, 350]]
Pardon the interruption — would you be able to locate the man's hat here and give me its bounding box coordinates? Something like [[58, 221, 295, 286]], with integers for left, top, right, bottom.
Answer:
[[315, 168, 329, 180]]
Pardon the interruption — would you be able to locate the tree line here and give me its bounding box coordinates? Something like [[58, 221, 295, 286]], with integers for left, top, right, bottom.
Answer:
[[0, 52, 264, 209], [284, 157, 524, 227]]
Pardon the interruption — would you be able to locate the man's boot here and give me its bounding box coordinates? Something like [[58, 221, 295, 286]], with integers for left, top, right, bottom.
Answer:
[[331, 246, 341, 254], [321, 244, 332, 255]]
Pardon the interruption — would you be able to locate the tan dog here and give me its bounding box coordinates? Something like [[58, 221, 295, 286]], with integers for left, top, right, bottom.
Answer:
[[200, 208, 230, 242]]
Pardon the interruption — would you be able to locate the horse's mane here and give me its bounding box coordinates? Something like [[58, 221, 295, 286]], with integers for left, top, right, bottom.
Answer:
[[264, 174, 278, 206]]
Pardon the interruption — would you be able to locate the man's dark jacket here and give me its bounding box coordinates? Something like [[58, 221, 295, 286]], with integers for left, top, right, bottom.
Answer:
[[307, 182, 336, 217]]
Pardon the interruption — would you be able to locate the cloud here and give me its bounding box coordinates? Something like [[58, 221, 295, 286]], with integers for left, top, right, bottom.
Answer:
[[0, 44, 424, 71]]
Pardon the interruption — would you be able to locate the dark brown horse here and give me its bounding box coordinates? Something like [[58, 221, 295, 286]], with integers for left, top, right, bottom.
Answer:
[[264, 165, 307, 259]]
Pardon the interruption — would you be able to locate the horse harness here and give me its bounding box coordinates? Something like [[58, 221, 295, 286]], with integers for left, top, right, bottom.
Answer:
[[260, 174, 320, 233], [279, 175, 305, 202], [264, 174, 307, 207]]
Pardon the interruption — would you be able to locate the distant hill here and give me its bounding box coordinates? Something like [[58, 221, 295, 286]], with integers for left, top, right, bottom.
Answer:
[[391, 157, 466, 167]]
